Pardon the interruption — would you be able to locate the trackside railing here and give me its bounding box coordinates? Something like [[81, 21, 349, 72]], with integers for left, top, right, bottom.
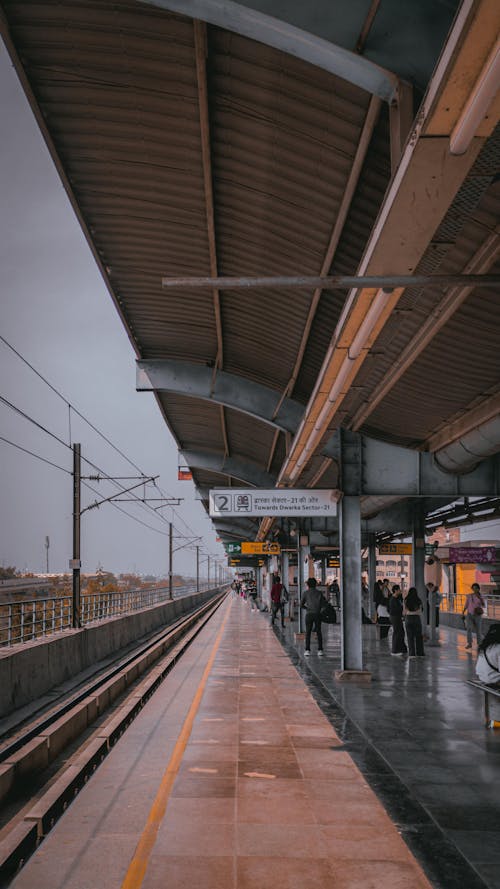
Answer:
[[0, 582, 215, 647]]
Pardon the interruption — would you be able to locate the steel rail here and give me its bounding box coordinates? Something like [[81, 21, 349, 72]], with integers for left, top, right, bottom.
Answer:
[[0, 592, 225, 763]]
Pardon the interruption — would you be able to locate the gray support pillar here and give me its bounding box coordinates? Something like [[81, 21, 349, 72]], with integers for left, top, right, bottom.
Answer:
[[339, 496, 363, 672], [281, 551, 290, 619], [297, 535, 304, 633], [368, 533, 377, 619], [256, 565, 262, 601], [412, 505, 426, 607], [320, 557, 326, 586]]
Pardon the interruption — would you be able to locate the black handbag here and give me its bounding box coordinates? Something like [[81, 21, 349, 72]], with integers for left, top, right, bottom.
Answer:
[[320, 602, 337, 624]]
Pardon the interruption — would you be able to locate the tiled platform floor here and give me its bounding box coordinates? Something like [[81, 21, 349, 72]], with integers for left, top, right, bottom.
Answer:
[[10, 596, 439, 889], [277, 603, 500, 889]]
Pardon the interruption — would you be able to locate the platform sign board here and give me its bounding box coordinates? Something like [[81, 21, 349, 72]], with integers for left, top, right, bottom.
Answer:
[[225, 542, 242, 555], [378, 543, 412, 555], [209, 489, 338, 518], [225, 541, 280, 555], [328, 557, 340, 568], [449, 546, 497, 564], [242, 542, 281, 555]]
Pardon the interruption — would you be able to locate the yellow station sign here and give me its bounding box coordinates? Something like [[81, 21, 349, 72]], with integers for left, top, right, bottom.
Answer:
[[378, 543, 412, 555], [241, 541, 281, 555]]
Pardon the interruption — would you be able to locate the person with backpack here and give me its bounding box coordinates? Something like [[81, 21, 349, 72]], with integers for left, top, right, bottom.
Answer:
[[476, 624, 500, 687], [300, 577, 327, 657], [270, 574, 288, 628], [476, 624, 500, 727], [462, 583, 485, 649]]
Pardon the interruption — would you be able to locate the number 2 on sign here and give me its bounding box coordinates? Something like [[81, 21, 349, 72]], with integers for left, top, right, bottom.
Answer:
[[215, 494, 231, 512]]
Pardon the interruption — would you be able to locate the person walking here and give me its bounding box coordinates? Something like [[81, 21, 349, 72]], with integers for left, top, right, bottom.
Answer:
[[300, 577, 327, 657], [462, 582, 485, 649], [404, 587, 425, 657], [270, 574, 287, 628], [389, 585, 407, 655]]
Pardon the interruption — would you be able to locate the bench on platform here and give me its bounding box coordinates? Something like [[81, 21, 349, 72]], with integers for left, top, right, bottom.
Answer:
[[467, 679, 500, 727]]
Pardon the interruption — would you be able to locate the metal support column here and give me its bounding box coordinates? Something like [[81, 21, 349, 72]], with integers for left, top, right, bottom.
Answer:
[[208, 556, 210, 589], [72, 443, 81, 629], [282, 550, 290, 619], [368, 533, 377, 619], [297, 532, 303, 633], [196, 546, 200, 592], [339, 495, 363, 672], [412, 504, 426, 602], [320, 557, 326, 586]]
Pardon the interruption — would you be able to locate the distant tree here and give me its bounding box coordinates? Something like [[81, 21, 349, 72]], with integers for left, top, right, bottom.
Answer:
[[0, 566, 18, 579]]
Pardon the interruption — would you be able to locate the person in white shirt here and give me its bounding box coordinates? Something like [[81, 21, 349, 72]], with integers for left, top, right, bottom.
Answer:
[[476, 624, 500, 687]]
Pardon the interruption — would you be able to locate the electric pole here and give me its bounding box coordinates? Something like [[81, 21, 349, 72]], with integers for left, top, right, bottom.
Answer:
[[72, 443, 81, 628]]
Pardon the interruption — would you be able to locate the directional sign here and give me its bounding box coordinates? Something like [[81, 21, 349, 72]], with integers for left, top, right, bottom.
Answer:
[[241, 542, 281, 555], [224, 541, 280, 555], [209, 489, 339, 518], [224, 542, 242, 554], [378, 543, 412, 555]]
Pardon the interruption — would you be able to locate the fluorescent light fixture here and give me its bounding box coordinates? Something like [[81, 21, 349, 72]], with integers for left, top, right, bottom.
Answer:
[[450, 40, 500, 155]]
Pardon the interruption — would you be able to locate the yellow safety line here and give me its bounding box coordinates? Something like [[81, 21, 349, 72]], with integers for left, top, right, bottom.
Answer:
[[121, 598, 232, 889]]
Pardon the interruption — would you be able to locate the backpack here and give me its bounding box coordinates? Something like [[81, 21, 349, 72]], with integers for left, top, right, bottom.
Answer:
[[480, 623, 500, 651]]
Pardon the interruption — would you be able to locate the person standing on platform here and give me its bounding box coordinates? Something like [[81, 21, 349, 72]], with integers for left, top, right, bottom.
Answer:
[[376, 580, 391, 640], [404, 587, 425, 657], [462, 583, 485, 649], [328, 578, 340, 608], [361, 577, 372, 623], [425, 581, 442, 630], [270, 574, 286, 628], [301, 577, 327, 657], [389, 585, 407, 655]]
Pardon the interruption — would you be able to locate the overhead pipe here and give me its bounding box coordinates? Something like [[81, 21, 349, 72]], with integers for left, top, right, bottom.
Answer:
[[433, 414, 500, 474]]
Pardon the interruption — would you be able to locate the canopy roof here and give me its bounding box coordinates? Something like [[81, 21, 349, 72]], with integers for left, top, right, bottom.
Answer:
[[2, 0, 499, 544]]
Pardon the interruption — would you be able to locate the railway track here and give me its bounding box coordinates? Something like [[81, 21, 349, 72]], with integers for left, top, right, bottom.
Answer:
[[0, 590, 227, 885]]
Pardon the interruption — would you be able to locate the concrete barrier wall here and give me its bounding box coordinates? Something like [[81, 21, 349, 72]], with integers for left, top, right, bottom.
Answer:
[[0, 589, 219, 719], [438, 611, 496, 633]]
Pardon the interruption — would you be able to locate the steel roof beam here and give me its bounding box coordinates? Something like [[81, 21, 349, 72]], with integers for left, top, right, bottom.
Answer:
[[278, 0, 500, 486], [138, 0, 400, 102], [181, 449, 276, 487], [137, 359, 304, 433], [351, 229, 500, 433]]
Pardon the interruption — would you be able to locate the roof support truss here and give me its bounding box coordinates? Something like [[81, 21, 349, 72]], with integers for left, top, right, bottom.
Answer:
[[181, 449, 276, 487], [138, 0, 401, 102], [137, 359, 304, 433]]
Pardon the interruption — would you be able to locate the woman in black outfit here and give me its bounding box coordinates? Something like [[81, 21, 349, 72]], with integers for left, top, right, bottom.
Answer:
[[389, 585, 407, 655], [404, 587, 425, 657]]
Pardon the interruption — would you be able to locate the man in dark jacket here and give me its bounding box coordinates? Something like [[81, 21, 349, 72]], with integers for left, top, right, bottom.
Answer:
[[300, 577, 327, 657]]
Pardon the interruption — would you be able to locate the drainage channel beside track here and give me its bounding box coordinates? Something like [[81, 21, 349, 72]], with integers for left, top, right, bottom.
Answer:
[[0, 591, 227, 885]]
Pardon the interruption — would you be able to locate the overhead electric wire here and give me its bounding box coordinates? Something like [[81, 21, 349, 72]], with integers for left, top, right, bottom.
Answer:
[[0, 435, 72, 475], [0, 335, 218, 554]]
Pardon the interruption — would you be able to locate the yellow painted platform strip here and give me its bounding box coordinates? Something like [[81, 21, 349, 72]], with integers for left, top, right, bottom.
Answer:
[[121, 598, 232, 889]]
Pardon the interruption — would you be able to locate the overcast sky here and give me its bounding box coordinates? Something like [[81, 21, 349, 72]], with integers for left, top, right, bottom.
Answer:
[[0, 43, 225, 578]]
